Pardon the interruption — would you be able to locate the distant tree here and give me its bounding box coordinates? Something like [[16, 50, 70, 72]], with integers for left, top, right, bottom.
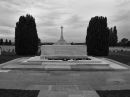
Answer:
[[127, 41, 130, 46], [8, 40, 12, 45], [71, 42, 74, 45], [121, 38, 128, 43], [120, 38, 129, 46], [0, 39, 3, 45], [109, 28, 113, 46], [113, 26, 118, 45], [86, 16, 109, 56], [109, 26, 118, 46], [15, 14, 39, 55], [5, 39, 8, 45]]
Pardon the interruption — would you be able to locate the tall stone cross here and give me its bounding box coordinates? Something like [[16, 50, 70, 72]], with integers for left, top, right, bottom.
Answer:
[[60, 26, 64, 41], [54, 26, 67, 45]]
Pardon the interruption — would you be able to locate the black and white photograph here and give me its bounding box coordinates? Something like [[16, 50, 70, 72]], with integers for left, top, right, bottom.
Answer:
[[0, 0, 130, 97]]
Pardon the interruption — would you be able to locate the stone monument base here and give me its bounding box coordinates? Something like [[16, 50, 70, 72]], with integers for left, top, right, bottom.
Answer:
[[1, 56, 128, 71], [1, 45, 128, 71], [25, 56, 109, 67]]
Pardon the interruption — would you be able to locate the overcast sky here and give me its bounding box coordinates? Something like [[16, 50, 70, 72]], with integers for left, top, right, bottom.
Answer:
[[0, 0, 130, 42]]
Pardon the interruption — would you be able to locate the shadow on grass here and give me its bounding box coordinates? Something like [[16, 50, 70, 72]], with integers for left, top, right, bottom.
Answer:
[[105, 51, 130, 65], [96, 90, 130, 97], [0, 55, 34, 64], [0, 89, 39, 97], [0, 55, 21, 64]]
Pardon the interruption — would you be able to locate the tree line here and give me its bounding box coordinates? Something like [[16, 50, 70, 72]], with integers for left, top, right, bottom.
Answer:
[[109, 26, 130, 47], [118, 38, 130, 47], [0, 39, 12, 45]]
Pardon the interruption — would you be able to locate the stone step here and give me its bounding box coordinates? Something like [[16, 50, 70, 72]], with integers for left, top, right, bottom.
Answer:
[[1, 64, 114, 71]]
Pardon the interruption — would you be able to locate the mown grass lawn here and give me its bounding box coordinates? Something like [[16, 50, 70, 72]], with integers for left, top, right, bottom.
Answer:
[[0, 89, 39, 97], [96, 90, 130, 97], [106, 51, 130, 65], [0, 55, 21, 64]]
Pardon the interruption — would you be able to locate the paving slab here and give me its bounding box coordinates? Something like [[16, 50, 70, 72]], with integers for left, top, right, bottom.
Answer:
[[0, 69, 129, 96], [38, 89, 99, 97], [26, 85, 49, 90], [102, 58, 128, 70], [45, 64, 71, 70], [39, 91, 68, 97], [0, 56, 130, 97]]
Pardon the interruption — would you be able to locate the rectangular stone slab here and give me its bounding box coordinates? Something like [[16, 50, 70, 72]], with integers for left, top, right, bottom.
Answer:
[[41, 45, 87, 57]]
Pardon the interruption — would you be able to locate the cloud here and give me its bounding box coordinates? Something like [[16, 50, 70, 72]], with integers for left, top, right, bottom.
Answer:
[[111, 0, 130, 40], [0, 26, 14, 38], [113, 0, 130, 22], [37, 12, 61, 27], [37, 26, 60, 42], [116, 0, 130, 7], [64, 15, 87, 28], [0, 0, 130, 42], [114, 11, 130, 23]]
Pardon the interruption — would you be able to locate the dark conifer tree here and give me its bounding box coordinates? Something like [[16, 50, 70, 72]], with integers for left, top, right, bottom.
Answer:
[[9, 40, 12, 45], [109, 28, 114, 46], [127, 41, 130, 46], [120, 38, 129, 46], [86, 16, 109, 56], [15, 14, 38, 55], [109, 26, 118, 46], [5, 39, 8, 45], [113, 26, 118, 45], [0, 39, 3, 45]]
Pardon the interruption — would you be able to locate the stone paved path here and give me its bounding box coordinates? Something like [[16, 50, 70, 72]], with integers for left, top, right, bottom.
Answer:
[[0, 57, 130, 97]]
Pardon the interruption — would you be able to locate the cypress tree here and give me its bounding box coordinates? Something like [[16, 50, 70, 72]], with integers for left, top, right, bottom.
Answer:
[[86, 16, 109, 56], [15, 14, 39, 55], [113, 26, 118, 46], [109, 26, 118, 46]]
